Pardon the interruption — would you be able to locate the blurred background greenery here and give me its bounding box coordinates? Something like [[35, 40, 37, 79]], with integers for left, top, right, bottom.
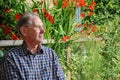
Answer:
[[0, 0, 120, 80]]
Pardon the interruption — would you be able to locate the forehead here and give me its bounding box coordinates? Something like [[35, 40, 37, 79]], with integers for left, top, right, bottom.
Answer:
[[32, 16, 43, 26]]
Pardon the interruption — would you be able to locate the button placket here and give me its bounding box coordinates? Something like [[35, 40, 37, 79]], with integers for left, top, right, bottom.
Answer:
[[34, 55, 40, 80]]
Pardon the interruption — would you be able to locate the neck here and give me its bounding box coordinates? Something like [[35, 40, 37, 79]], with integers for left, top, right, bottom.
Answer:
[[24, 40, 39, 54]]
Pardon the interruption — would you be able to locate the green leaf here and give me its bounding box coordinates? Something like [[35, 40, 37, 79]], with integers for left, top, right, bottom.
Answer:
[[58, 25, 65, 35], [0, 50, 4, 57]]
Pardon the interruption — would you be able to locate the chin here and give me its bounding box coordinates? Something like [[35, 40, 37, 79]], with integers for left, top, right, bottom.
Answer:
[[37, 39, 43, 44]]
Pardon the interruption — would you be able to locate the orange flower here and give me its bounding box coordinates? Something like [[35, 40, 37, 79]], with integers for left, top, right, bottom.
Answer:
[[72, 0, 79, 7], [89, 1, 96, 11], [89, 4, 94, 11], [80, 12, 85, 18], [92, 25, 97, 32], [91, 1, 96, 6], [72, 0, 86, 7], [16, 33, 22, 40], [62, 0, 69, 8], [89, 23, 93, 27], [72, 0, 77, 3], [76, 24, 82, 28], [80, 30, 83, 34], [87, 11, 94, 16], [74, 3, 80, 7], [15, 14, 21, 21], [42, 8, 47, 14], [3, 27, 11, 34], [84, 23, 87, 27], [86, 30, 91, 35], [86, 26, 90, 30], [11, 33, 19, 40], [53, 0, 58, 5], [61, 35, 70, 42], [78, 0, 86, 7]]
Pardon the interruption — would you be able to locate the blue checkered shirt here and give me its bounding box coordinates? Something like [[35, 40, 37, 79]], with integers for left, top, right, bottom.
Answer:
[[0, 43, 65, 80]]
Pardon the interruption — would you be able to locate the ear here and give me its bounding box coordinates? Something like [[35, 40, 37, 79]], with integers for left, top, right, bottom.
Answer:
[[20, 27, 27, 37]]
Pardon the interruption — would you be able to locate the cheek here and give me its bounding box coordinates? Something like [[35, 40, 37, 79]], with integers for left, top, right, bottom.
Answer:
[[27, 29, 40, 37], [27, 30, 36, 38], [33, 31, 40, 37]]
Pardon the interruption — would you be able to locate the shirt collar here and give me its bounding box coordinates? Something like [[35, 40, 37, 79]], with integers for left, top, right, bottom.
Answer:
[[21, 41, 44, 56]]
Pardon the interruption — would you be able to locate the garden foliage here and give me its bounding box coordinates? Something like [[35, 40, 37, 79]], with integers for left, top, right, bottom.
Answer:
[[0, 0, 120, 80]]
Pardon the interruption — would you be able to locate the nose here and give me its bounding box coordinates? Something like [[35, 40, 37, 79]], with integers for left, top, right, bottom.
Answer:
[[40, 27, 45, 34]]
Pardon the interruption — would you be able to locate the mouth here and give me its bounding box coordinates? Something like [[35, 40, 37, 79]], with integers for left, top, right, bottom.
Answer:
[[39, 35, 44, 38]]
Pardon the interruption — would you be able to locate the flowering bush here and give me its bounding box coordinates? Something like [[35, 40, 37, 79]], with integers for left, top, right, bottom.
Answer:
[[0, 0, 97, 42], [1, 0, 120, 80]]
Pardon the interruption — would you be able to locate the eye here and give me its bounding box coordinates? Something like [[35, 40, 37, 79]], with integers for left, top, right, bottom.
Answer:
[[36, 25, 45, 29], [36, 26, 40, 28]]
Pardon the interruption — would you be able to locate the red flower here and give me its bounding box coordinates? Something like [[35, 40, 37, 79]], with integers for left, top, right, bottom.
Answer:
[[80, 12, 85, 18], [45, 13, 54, 24], [32, 9, 38, 13], [61, 35, 70, 42], [0, 23, 5, 28], [4, 8, 10, 13], [44, 13, 50, 18], [15, 14, 21, 21], [3, 27, 11, 34], [48, 16, 54, 23], [42, 8, 54, 24], [11, 33, 19, 40], [92, 26, 97, 32]]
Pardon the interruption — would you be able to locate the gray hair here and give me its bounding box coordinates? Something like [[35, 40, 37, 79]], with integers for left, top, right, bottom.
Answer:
[[16, 12, 39, 33]]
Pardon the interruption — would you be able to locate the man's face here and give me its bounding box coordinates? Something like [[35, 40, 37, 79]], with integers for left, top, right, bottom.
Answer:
[[25, 16, 45, 44]]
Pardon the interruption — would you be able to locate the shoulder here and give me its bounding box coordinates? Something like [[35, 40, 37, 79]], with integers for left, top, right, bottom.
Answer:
[[0, 46, 22, 67], [41, 45, 55, 53], [2, 45, 22, 60], [40, 45, 57, 57]]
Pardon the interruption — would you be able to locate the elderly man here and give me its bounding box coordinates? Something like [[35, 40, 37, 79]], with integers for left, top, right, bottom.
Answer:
[[0, 12, 65, 80]]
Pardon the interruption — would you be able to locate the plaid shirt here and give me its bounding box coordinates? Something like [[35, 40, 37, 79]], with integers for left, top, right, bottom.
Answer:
[[0, 43, 65, 80]]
